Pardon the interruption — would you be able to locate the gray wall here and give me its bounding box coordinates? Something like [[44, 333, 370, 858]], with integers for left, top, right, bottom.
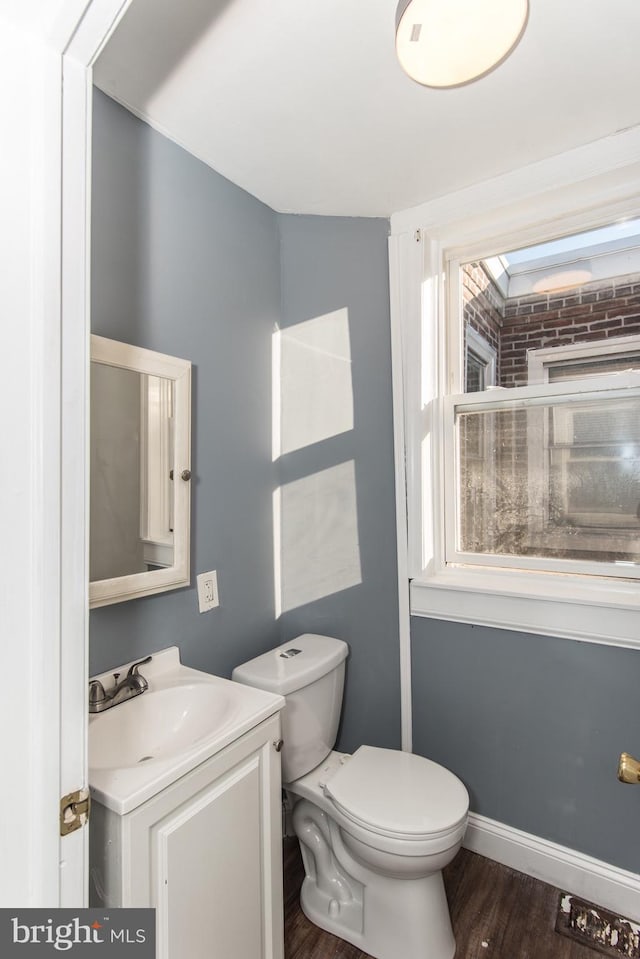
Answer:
[[278, 215, 401, 753], [90, 90, 282, 677], [90, 92, 401, 753], [411, 618, 640, 873]]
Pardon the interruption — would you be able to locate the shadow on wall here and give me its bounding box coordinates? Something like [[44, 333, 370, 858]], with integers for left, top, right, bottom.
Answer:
[[272, 308, 362, 617]]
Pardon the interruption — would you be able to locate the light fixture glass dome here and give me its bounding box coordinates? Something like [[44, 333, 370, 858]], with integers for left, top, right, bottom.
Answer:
[[395, 0, 529, 89]]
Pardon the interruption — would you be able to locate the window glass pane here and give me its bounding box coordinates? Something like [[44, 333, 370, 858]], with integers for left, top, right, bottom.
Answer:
[[461, 223, 640, 390], [547, 354, 640, 382], [466, 352, 485, 392], [456, 395, 640, 565]]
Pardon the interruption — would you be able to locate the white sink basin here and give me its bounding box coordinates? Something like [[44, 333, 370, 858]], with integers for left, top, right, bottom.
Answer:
[[89, 647, 284, 814], [89, 683, 237, 770]]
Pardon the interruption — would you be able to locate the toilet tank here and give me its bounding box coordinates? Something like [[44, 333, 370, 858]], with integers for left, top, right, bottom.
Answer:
[[232, 634, 348, 783]]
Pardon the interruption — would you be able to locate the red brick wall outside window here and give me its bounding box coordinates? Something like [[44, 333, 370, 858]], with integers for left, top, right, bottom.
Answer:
[[462, 262, 640, 388]]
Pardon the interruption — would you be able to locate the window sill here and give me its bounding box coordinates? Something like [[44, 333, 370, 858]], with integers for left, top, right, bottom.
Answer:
[[410, 567, 640, 649]]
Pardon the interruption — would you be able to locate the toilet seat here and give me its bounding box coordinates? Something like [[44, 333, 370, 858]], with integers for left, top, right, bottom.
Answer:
[[323, 745, 468, 841]]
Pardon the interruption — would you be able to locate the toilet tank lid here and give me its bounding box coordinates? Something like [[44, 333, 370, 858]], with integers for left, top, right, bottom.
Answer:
[[231, 634, 348, 695]]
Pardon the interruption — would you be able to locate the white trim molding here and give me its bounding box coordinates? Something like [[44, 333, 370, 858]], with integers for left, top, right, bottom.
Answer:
[[389, 233, 414, 752], [390, 125, 640, 237], [0, 0, 137, 908], [465, 813, 640, 922]]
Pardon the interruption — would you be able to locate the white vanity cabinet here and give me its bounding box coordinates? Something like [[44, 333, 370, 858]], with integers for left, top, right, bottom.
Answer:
[[90, 713, 284, 959]]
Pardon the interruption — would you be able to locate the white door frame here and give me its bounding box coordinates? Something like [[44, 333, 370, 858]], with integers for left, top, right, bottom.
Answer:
[[0, 0, 133, 907]]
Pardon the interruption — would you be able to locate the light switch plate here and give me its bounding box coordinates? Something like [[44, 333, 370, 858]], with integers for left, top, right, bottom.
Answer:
[[196, 570, 219, 612]]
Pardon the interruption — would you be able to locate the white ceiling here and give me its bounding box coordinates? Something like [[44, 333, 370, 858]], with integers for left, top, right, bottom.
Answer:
[[94, 0, 640, 218]]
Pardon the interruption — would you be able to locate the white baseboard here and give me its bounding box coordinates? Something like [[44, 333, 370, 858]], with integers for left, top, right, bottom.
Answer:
[[464, 812, 640, 922]]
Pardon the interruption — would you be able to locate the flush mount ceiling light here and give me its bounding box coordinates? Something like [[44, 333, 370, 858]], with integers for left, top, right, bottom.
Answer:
[[395, 0, 529, 89]]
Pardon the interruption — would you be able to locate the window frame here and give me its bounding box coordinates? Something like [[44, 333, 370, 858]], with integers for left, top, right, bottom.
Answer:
[[390, 164, 640, 650]]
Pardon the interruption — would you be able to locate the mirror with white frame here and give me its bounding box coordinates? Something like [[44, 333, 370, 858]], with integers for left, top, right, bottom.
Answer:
[[90, 335, 191, 608]]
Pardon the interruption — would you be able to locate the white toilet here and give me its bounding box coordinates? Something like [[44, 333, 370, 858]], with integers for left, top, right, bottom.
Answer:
[[232, 634, 469, 959]]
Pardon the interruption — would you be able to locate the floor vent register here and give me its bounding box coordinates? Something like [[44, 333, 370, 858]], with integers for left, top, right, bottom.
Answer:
[[556, 894, 640, 959]]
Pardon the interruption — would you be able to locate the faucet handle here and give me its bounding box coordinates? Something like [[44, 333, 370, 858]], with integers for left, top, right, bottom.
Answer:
[[89, 680, 106, 705], [127, 655, 152, 678]]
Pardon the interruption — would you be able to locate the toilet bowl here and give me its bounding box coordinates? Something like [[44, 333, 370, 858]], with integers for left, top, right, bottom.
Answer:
[[289, 748, 468, 959], [232, 634, 469, 959]]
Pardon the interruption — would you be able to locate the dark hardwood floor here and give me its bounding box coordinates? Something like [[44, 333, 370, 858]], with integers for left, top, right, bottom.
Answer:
[[284, 839, 602, 959]]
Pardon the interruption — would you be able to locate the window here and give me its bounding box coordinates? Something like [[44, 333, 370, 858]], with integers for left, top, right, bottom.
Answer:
[[465, 327, 497, 392], [529, 337, 640, 539], [528, 336, 640, 385], [391, 173, 640, 648]]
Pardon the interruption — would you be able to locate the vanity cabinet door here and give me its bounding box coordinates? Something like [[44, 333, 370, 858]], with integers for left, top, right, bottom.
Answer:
[[123, 715, 283, 959]]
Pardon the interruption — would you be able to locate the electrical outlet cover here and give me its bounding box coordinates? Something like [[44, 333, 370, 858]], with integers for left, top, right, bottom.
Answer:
[[196, 570, 219, 612]]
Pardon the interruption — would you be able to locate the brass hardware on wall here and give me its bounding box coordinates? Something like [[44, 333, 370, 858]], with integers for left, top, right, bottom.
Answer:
[[617, 752, 640, 784]]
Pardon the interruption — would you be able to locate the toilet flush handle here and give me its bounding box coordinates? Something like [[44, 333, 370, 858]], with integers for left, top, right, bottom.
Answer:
[[617, 752, 640, 784]]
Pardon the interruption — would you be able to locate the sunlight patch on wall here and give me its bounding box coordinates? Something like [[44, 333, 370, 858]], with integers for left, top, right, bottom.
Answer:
[[273, 460, 362, 615], [273, 309, 353, 460]]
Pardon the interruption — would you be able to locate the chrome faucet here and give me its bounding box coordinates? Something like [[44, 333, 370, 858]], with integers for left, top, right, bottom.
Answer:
[[89, 656, 152, 713]]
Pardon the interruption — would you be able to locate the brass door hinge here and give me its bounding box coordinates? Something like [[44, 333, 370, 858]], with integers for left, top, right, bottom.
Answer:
[[60, 788, 91, 836]]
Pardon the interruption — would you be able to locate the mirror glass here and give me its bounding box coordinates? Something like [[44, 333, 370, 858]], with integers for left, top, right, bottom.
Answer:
[[89, 336, 191, 608], [90, 364, 175, 580]]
